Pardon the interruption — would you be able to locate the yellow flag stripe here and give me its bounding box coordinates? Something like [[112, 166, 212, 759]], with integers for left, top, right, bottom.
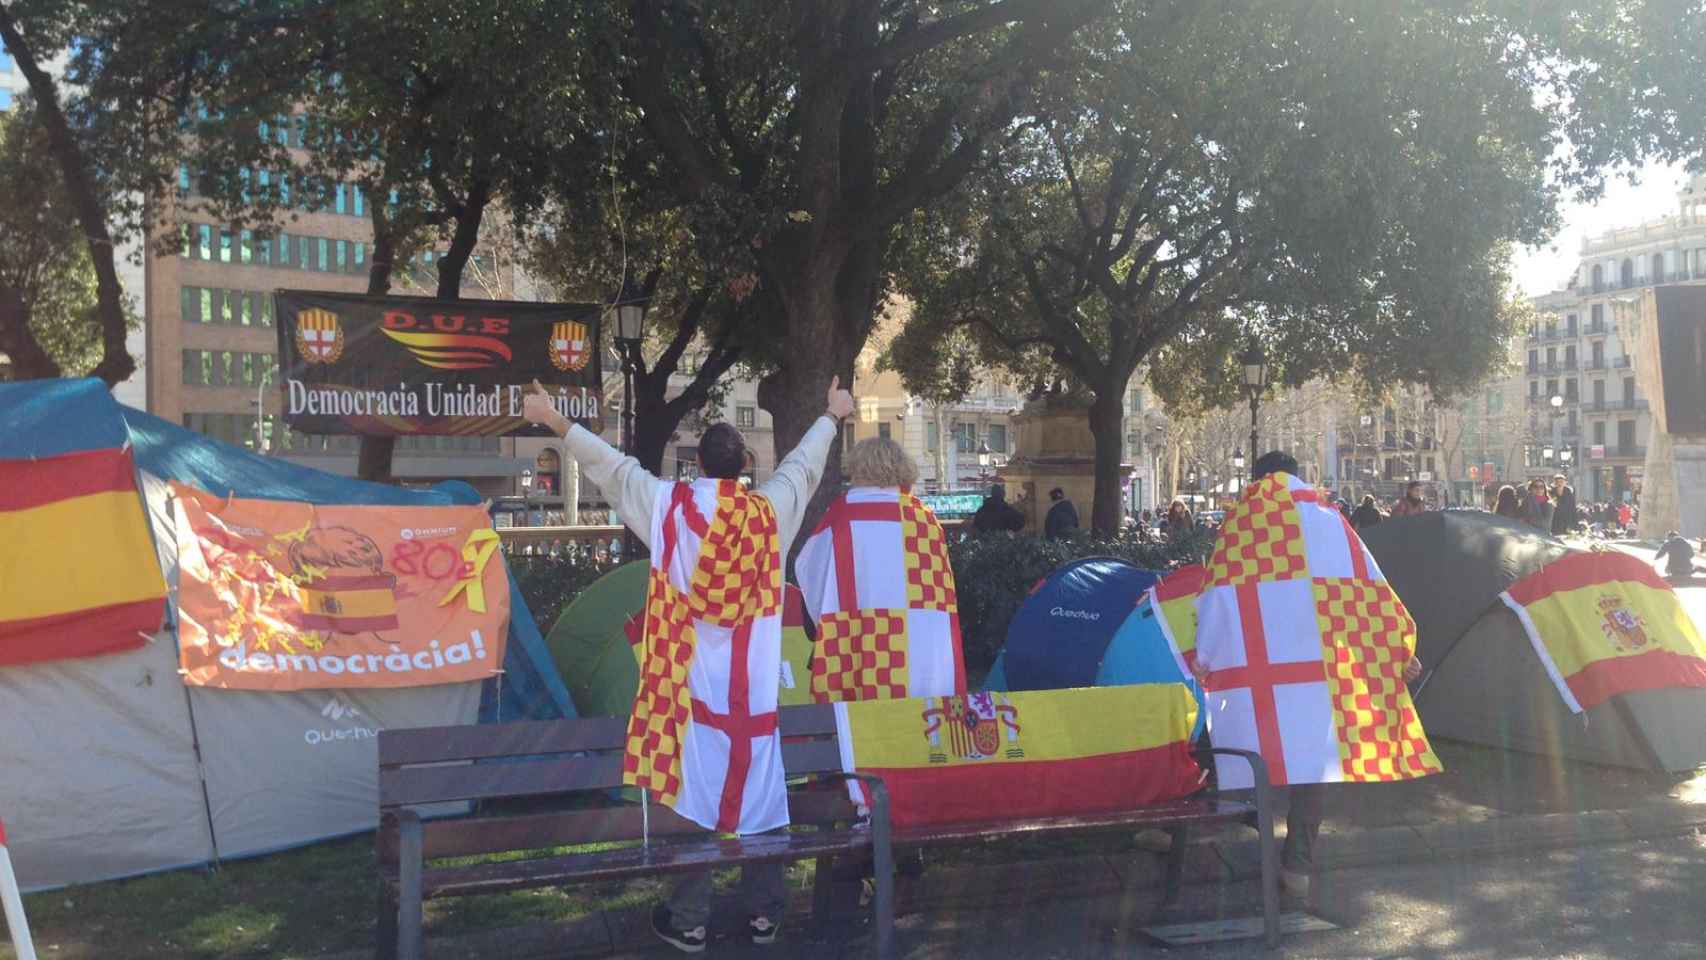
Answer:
[[1519, 585, 1706, 678], [0, 490, 166, 622], [843, 684, 1194, 770], [297, 587, 396, 618]]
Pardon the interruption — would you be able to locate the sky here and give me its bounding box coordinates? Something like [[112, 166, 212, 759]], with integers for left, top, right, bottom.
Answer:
[[1511, 160, 1693, 298]]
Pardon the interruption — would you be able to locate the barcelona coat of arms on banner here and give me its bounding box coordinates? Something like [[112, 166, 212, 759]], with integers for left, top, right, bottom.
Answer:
[[296, 308, 345, 364], [921, 693, 1022, 763], [550, 320, 591, 372]]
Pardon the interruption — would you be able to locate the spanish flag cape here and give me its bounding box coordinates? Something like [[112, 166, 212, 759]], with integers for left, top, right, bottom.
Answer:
[[1193, 472, 1441, 789], [794, 486, 967, 703], [624, 478, 788, 835], [0, 445, 166, 666], [1149, 563, 1209, 680], [1499, 550, 1706, 713]]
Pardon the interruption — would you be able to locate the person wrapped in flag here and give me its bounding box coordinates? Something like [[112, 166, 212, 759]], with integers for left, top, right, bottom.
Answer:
[[1182, 450, 1438, 901], [522, 376, 854, 954], [795, 437, 967, 704]]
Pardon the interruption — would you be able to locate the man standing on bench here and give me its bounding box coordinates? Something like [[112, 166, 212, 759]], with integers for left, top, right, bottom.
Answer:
[[524, 377, 855, 954]]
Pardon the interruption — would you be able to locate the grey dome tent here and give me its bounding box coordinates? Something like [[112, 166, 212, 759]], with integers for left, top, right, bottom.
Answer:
[[1361, 511, 1706, 772]]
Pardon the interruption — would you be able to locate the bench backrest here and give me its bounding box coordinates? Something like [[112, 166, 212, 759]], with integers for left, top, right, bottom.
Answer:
[[376, 703, 857, 863]]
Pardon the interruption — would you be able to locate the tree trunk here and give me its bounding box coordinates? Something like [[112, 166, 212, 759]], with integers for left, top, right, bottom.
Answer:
[[435, 182, 489, 300], [357, 206, 399, 482], [0, 287, 62, 379], [1088, 390, 1126, 535], [629, 398, 675, 477], [0, 12, 131, 387]]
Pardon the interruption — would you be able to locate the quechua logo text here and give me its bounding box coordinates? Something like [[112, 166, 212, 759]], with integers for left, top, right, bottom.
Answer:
[[380, 310, 514, 370]]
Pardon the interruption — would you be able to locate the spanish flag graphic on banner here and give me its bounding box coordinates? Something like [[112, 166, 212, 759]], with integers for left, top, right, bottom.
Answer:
[[0, 447, 167, 666], [1500, 551, 1706, 713], [832, 685, 1202, 828]]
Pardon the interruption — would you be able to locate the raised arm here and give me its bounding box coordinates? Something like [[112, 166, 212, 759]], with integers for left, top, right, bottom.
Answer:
[[759, 376, 857, 553], [522, 384, 662, 551]]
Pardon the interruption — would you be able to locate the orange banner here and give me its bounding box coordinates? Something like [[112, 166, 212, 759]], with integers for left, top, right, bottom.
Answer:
[[172, 484, 508, 690]]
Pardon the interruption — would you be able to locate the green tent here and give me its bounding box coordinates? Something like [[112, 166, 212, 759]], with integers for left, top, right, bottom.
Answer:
[[546, 562, 817, 717]]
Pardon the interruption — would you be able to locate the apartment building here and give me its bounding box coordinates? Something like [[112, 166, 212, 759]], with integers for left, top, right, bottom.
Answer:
[[1521, 174, 1706, 502]]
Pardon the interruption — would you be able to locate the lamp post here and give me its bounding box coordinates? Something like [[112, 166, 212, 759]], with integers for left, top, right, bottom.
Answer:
[[1240, 341, 1268, 467], [977, 441, 991, 478], [612, 282, 647, 558], [1232, 450, 1247, 493]]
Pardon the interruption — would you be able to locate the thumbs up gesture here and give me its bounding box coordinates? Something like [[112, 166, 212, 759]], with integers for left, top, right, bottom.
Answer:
[[826, 375, 855, 421], [522, 380, 568, 435]]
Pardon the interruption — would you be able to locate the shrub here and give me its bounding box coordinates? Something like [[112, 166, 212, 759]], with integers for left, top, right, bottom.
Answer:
[[510, 550, 624, 634], [948, 529, 1214, 675]]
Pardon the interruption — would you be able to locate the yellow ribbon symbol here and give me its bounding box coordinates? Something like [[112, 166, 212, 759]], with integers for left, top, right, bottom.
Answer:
[[439, 529, 502, 613]]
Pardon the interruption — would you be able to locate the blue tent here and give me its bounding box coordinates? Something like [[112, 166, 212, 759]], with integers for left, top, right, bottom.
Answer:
[[1096, 595, 1206, 739], [0, 378, 572, 723], [991, 557, 1161, 692]]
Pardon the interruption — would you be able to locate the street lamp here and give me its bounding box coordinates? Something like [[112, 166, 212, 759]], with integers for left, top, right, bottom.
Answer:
[[1232, 450, 1247, 491], [977, 441, 991, 470], [520, 467, 534, 496], [612, 283, 648, 457], [1548, 394, 1564, 415], [1542, 445, 1555, 463], [1240, 340, 1268, 466]]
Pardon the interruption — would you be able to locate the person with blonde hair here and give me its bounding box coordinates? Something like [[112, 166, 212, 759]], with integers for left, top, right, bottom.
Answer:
[[795, 436, 967, 703]]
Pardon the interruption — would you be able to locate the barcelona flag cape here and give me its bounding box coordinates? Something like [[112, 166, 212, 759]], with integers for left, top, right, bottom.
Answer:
[[1499, 551, 1706, 713], [1192, 473, 1441, 789], [832, 685, 1202, 828], [624, 478, 788, 835], [795, 486, 966, 703], [0, 446, 166, 666]]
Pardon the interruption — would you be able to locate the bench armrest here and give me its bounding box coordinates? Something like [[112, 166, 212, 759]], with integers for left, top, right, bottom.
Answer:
[[804, 771, 892, 823]]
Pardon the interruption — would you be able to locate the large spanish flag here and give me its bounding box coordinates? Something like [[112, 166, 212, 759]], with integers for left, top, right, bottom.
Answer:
[[833, 685, 1201, 829], [1500, 551, 1706, 713], [0, 447, 166, 665]]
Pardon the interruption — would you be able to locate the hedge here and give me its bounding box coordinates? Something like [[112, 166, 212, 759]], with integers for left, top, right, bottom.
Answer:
[[513, 529, 1215, 679]]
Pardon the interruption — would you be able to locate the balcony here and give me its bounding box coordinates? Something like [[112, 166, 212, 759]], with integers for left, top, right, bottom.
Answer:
[[1613, 356, 1633, 369], [1584, 322, 1608, 336], [1609, 445, 1647, 460], [1584, 358, 1607, 371]]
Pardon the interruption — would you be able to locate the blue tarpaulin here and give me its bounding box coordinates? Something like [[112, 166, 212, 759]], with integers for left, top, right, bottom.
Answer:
[[1, 378, 572, 722], [1096, 597, 1206, 740]]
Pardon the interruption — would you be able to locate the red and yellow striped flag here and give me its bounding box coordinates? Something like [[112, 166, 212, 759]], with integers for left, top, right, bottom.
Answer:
[[0, 448, 166, 665], [1500, 551, 1706, 713], [833, 685, 1202, 828]]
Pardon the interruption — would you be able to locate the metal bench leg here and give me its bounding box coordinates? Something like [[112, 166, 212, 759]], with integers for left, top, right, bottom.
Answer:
[[811, 852, 837, 923], [396, 811, 425, 960], [375, 878, 400, 960], [1161, 825, 1188, 905], [868, 790, 896, 960], [1254, 778, 1279, 948]]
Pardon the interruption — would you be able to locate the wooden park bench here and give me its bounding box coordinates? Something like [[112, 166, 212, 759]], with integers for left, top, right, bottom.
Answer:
[[375, 703, 1279, 959]]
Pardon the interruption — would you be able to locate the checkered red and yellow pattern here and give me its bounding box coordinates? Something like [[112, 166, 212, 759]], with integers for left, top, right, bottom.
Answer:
[[1208, 475, 1308, 587], [901, 493, 956, 612], [811, 609, 910, 702], [623, 486, 780, 804], [1314, 578, 1441, 781]]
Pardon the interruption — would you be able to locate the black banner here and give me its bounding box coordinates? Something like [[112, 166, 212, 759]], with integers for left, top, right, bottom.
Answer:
[[274, 290, 604, 436]]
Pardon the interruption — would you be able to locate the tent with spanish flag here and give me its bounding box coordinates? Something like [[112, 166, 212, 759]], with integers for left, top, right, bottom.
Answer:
[[1361, 510, 1706, 772], [0, 378, 572, 892]]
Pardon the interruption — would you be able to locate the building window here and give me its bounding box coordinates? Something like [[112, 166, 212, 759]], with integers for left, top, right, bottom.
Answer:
[[675, 447, 700, 481], [877, 422, 891, 441], [181, 350, 200, 385], [1623, 378, 1635, 404], [1565, 313, 1578, 334], [353, 185, 365, 218], [197, 224, 213, 260], [926, 421, 939, 452], [241, 353, 255, 386], [316, 237, 329, 272], [1593, 421, 1606, 445], [180, 286, 198, 323], [261, 295, 274, 327], [1565, 378, 1577, 400], [736, 406, 756, 428], [335, 239, 347, 271], [988, 423, 1008, 453], [1129, 389, 1142, 412], [353, 242, 366, 268], [952, 422, 976, 453], [334, 184, 347, 215]]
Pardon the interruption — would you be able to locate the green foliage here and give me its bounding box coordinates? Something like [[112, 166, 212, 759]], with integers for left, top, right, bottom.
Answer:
[[510, 550, 625, 636], [947, 529, 1214, 675]]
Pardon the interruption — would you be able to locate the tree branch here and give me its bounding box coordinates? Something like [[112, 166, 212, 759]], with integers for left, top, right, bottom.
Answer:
[[862, 0, 1099, 71]]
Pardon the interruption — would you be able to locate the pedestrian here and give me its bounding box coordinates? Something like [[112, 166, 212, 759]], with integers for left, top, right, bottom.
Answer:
[[523, 376, 855, 953], [1618, 502, 1633, 533], [795, 437, 966, 701], [1494, 485, 1522, 521], [1164, 499, 1194, 540], [1390, 480, 1427, 518], [1191, 452, 1425, 901], [971, 483, 1026, 533], [1522, 478, 1554, 532], [1350, 494, 1383, 530], [1549, 474, 1579, 536], [1659, 531, 1696, 584], [1044, 487, 1079, 540]]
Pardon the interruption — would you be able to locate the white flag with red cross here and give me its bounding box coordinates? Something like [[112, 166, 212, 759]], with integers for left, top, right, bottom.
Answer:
[[1194, 473, 1442, 790]]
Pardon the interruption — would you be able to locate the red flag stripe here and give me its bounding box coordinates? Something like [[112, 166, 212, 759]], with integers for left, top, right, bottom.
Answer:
[[1506, 551, 1675, 603], [1565, 648, 1706, 711], [0, 596, 163, 664], [303, 574, 396, 591], [0, 447, 138, 512], [1208, 581, 1327, 786]]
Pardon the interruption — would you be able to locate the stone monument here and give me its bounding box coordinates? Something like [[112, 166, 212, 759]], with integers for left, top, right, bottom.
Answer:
[[996, 396, 1132, 533], [1619, 286, 1706, 539]]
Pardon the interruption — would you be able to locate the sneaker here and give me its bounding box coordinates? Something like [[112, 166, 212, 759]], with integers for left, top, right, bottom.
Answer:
[[748, 914, 780, 945], [651, 904, 707, 954]]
